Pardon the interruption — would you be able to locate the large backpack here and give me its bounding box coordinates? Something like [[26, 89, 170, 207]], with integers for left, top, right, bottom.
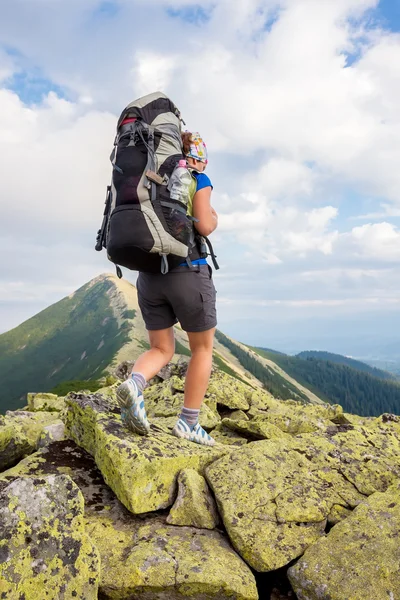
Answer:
[[95, 92, 199, 275]]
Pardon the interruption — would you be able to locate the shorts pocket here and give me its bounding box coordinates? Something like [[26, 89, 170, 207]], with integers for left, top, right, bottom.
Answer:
[[200, 290, 215, 303]]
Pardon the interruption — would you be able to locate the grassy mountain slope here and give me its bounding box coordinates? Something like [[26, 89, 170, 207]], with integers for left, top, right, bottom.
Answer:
[[0, 275, 131, 411], [253, 347, 400, 417], [296, 350, 397, 381], [0, 273, 256, 414]]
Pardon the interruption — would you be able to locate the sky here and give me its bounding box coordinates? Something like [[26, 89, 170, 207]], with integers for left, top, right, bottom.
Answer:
[[1, 0, 400, 358]]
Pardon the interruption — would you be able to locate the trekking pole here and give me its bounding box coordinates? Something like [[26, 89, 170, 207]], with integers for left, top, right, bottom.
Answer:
[[95, 186, 112, 251]]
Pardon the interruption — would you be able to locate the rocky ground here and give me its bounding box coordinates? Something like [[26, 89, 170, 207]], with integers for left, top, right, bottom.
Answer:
[[1, 361, 400, 599]]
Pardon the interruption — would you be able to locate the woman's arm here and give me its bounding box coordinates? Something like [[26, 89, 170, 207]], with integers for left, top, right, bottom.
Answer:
[[192, 187, 218, 237]]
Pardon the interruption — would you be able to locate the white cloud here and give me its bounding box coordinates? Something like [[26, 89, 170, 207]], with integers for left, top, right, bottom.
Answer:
[[0, 89, 115, 230], [347, 222, 400, 261]]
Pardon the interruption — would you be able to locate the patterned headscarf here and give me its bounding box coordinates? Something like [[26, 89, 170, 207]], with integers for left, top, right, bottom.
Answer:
[[185, 132, 208, 164]]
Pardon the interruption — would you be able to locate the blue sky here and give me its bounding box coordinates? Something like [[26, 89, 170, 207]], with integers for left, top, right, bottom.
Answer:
[[1, 0, 400, 358], [376, 0, 400, 31]]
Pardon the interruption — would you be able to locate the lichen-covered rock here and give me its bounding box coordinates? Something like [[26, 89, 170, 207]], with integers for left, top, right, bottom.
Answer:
[[288, 482, 400, 600], [295, 425, 400, 496], [229, 410, 250, 421], [247, 402, 337, 435], [205, 370, 251, 410], [27, 392, 65, 412], [1, 441, 257, 600], [211, 424, 249, 447], [38, 421, 66, 448], [167, 468, 220, 529], [205, 433, 374, 572], [0, 420, 31, 472], [0, 411, 61, 471], [206, 440, 331, 571], [0, 474, 100, 599], [327, 503, 352, 525], [64, 392, 226, 514], [89, 516, 258, 600]]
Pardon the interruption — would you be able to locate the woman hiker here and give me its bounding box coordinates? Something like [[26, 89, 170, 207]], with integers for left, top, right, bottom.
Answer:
[[116, 132, 218, 447]]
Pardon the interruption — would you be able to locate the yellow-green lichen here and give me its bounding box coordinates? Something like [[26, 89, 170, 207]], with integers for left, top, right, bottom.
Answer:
[[0, 475, 100, 599], [166, 468, 220, 529], [288, 481, 400, 600]]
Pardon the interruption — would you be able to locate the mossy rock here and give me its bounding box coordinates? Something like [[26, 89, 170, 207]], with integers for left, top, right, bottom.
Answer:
[[0, 474, 100, 599], [288, 481, 400, 600]]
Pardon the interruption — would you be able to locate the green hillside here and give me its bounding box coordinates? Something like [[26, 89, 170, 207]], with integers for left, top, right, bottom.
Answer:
[[0, 276, 130, 413], [215, 331, 311, 403], [0, 274, 250, 415], [296, 350, 396, 381], [253, 347, 400, 417]]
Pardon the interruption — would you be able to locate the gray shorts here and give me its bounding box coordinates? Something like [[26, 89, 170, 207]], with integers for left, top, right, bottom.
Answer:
[[137, 264, 217, 333]]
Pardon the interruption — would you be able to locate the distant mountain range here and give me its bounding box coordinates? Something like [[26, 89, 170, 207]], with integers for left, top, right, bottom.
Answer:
[[1, 273, 399, 418], [296, 350, 397, 381]]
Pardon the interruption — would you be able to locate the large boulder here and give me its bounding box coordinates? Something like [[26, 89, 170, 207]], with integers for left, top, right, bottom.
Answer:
[[64, 392, 226, 514], [288, 481, 400, 600], [0, 474, 100, 599], [90, 516, 259, 599], [205, 370, 251, 411], [205, 436, 367, 572]]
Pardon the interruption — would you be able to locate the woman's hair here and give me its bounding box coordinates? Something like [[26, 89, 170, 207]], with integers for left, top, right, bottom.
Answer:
[[181, 131, 193, 155]]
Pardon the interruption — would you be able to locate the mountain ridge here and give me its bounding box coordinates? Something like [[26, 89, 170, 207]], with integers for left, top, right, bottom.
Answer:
[[1, 273, 399, 418]]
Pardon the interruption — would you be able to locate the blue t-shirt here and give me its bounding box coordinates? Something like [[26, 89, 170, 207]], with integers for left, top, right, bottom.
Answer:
[[193, 172, 213, 192]]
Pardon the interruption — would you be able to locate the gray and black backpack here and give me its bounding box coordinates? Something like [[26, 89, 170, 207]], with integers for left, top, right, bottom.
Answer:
[[96, 91, 207, 276]]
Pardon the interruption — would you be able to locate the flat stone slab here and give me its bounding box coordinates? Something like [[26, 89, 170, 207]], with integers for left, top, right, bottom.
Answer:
[[64, 393, 226, 514], [288, 481, 400, 600]]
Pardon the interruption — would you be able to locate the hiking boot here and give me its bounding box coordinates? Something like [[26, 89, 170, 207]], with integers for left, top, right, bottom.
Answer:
[[117, 379, 150, 436], [171, 418, 215, 447]]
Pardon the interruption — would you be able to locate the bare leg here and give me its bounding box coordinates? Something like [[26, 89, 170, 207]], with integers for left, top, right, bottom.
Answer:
[[184, 328, 215, 409], [133, 328, 175, 380]]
